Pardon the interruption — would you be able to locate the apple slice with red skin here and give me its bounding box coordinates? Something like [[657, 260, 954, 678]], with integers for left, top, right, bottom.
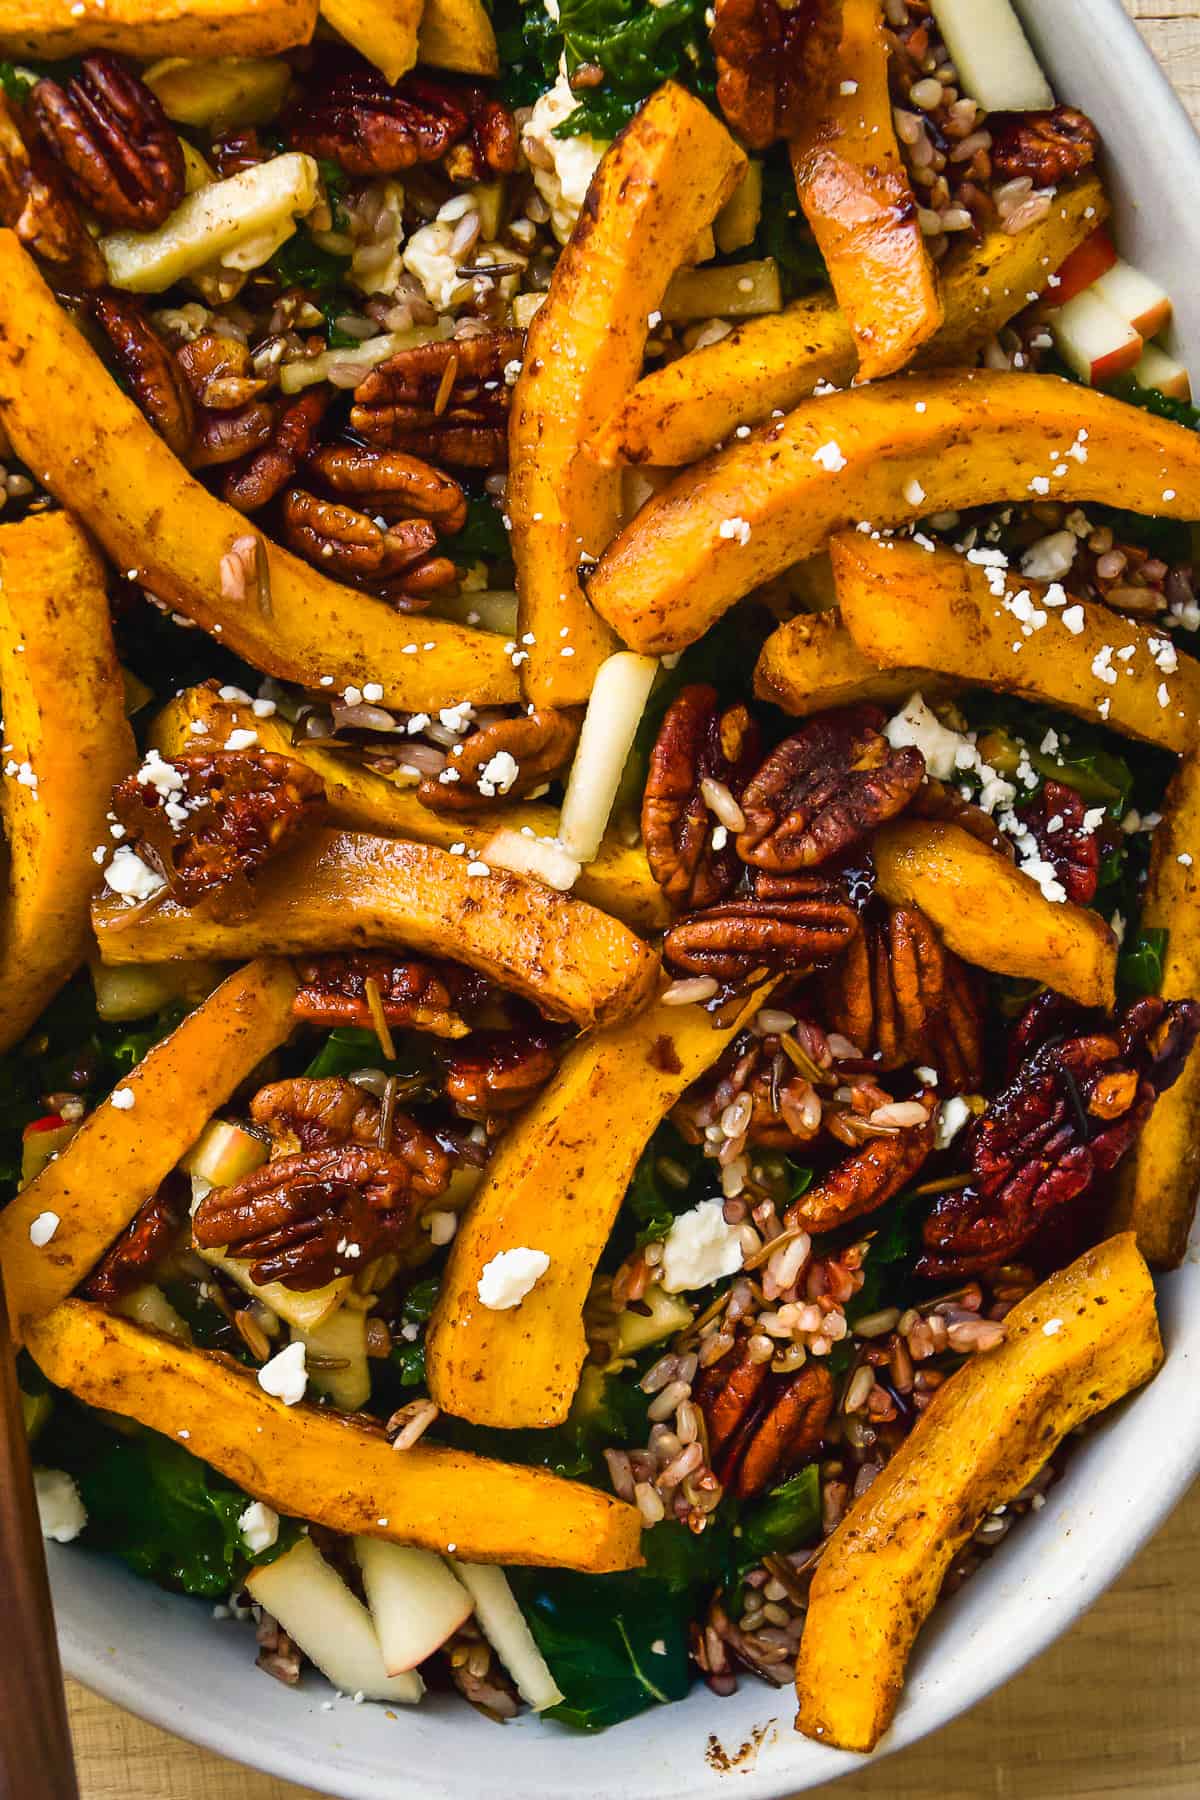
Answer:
[[1051, 226, 1118, 306], [1092, 259, 1172, 339], [1134, 342, 1192, 402], [1048, 287, 1142, 385]]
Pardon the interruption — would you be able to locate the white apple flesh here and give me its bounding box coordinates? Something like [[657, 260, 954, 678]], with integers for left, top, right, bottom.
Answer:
[[928, 0, 1053, 112], [448, 1560, 564, 1712], [182, 1118, 268, 1187], [1048, 288, 1143, 385], [1134, 342, 1192, 402], [1091, 259, 1172, 339], [355, 1538, 473, 1675]]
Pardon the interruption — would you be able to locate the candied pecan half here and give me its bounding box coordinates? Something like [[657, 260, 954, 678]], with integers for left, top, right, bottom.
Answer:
[[444, 1027, 560, 1122], [249, 1074, 443, 1158], [0, 91, 105, 285], [664, 888, 859, 981], [695, 1338, 835, 1499], [918, 996, 1200, 1278], [989, 106, 1099, 187], [284, 55, 516, 179], [110, 750, 326, 905], [175, 331, 268, 412], [91, 292, 195, 461], [223, 389, 331, 512], [786, 1092, 936, 1234], [820, 904, 944, 1069], [642, 685, 761, 911], [737, 707, 925, 872], [1017, 779, 1101, 906], [281, 488, 444, 586], [308, 444, 467, 534], [712, 0, 844, 149], [351, 331, 522, 469], [191, 401, 276, 469], [417, 708, 580, 813], [82, 1175, 184, 1304], [192, 1142, 437, 1289], [30, 54, 184, 230], [292, 952, 485, 1038]]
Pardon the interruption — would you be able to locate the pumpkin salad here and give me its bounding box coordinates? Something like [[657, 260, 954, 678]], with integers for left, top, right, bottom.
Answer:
[[2, 0, 1200, 1753]]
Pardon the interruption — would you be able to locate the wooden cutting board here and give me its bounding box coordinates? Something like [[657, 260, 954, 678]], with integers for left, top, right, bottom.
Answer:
[[69, 4, 1200, 1795]]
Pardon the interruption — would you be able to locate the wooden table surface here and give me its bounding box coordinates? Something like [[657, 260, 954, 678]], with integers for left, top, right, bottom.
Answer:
[[67, 4, 1200, 1795]]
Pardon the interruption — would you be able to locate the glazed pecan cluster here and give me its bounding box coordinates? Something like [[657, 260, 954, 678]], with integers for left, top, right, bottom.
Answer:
[[694, 1340, 834, 1498], [712, 0, 845, 148], [988, 106, 1100, 187], [293, 952, 488, 1037], [29, 55, 184, 230], [283, 55, 518, 181], [351, 331, 523, 470], [83, 1174, 185, 1304]]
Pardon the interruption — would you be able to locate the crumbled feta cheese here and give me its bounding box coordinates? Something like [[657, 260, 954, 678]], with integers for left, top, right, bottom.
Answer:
[[523, 73, 609, 243], [110, 1086, 135, 1110], [477, 750, 519, 796], [812, 440, 847, 472], [1061, 605, 1086, 636], [1042, 1317, 1064, 1336], [402, 221, 467, 311], [883, 692, 967, 780], [1091, 645, 1117, 686], [29, 1210, 60, 1247], [238, 1500, 280, 1553], [903, 477, 926, 506], [660, 1200, 744, 1294], [718, 515, 752, 546], [223, 727, 258, 751], [934, 1095, 973, 1150], [35, 1468, 87, 1543], [103, 844, 167, 905], [257, 1341, 308, 1406], [477, 1246, 551, 1310], [135, 749, 185, 796], [1020, 530, 1076, 583]]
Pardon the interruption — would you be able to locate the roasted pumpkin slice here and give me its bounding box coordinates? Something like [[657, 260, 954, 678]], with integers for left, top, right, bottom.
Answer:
[[426, 981, 773, 1428], [796, 1232, 1161, 1752], [417, 0, 497, 74], [831, 533, 1200, 752], [788, 0, 940, 379], [319, 0, 419, 81], [874, 819, 1117, 1010], [151, 686, 669, 934], [754, 607, 954, 717], [26, 1300, 643, 1572], [590, 175, 1107, 468], [1111, 755, 1200, 1266], [0, 0, 316, 58], [509, 80, 745, 706], [0, 234, 518, 713], [0, 512, 134, 1055], [588, 369, 1200, 655], [0, 959, 297, 1338], [92, 831, 660, 1031]]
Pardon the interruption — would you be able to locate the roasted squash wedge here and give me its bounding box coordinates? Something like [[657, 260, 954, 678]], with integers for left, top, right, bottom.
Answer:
[[831, 533, 1200, 752], [0, 513, 134, 1055], [427, 981, 773, 1428], [874, 819, 1117, 1009], [795, 1232, 1161, 1752], [588, 369, 1200, 655], [788, 0, 940, 380], [319, 0, 419, 82], [0, 235, 517, 713], [25, 1300, 643, 1571], [92, 831, 659, 1031], [1111, 755, 1200, 1267], [417, 0, 497, 74], [151, 686, 670, 934], [0, 0, 316, 57], [590, 175, 1107, 468], [0, 959, 297, 1338], [509, 81, 745, 706], [754, 607, 953, 717]]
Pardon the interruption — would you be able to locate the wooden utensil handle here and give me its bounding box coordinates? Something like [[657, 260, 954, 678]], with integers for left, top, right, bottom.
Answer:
[[0, 1271, 79, 1800]]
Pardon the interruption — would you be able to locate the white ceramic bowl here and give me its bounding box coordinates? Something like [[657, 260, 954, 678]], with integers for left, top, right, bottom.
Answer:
[[50, 7, 1200, 1794]]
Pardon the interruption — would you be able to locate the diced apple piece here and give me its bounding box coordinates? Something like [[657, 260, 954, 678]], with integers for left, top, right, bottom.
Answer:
[[928, 0, 1053, 111], [558, 652, 660, 864], [143, 56, 292, 127], [278, 322, 449, 394], [20, 1118, 78, 1187], [356, 1538, 473, 1674], [1050, 226, 1117, 306], [182, 1119, 268, 1188], [1048, 287, 1142, 386], [613, 1284, 695, 1357], [448, 1561, 564, 1712], [661, 257, 781, 324], [21, 1387, 52, 1441], [101, 152, 318, 293], [90, 957, 226, 1022], [113, 1283, 192, 1343], [245, 1535, 423, 1704], [292, 1307, 369, 1412], [1092, 259, 1172, 339], [1135, 341, 1192, 403], [714, 160, 763, 256]]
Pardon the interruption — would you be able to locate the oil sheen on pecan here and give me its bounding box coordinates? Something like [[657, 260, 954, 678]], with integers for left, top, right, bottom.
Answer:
[[284, 54, 517, 179], [0, 91, 107, 285], [663, 888, 860, 981], [92, 291, 195, 461], [30, 54, 184, 230], [737, 706, 925, 872], [989, 105, 1100, 187], [282, 488, 441, 585], [292, 952, 486, 1038], [1017, 779, 1101, 905], [642, 685, 761, 910], [786, 1092, 936, 1234], [417, 707, 580, 813], [694, 1339, 834, 1498], [351, 331, 521, 468], [110, 750, 326, 905], [251, 1075, 381, 1153], [308, 443, 468, 533], [175, 331, 268, 412], [918, 995, 1200, 1278], [444, 1028, 559, 1122], [712, 0, 844, 149], [223, 389, 331, 512], [82, 1175, 184, 1304]]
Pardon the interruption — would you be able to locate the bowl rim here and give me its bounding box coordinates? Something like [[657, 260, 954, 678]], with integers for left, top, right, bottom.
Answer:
[[54, 4, 1200, 1795]]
